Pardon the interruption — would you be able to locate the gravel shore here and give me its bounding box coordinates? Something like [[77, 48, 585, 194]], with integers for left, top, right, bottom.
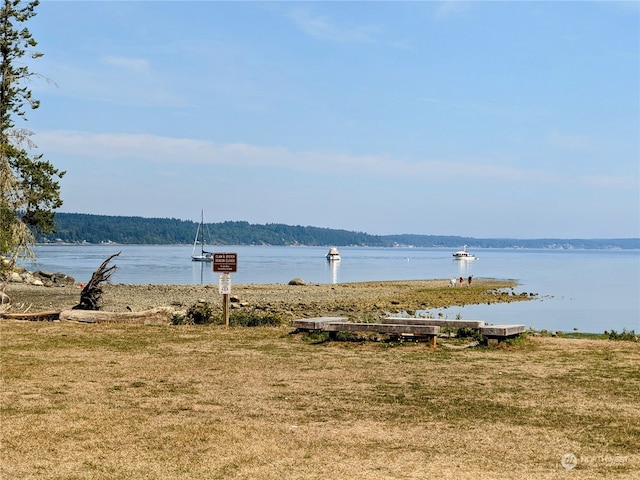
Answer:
[[4, 278, 534, 321]]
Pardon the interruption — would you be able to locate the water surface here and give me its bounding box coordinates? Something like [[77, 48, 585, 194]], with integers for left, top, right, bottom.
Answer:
[[23, 245, 640, 334]]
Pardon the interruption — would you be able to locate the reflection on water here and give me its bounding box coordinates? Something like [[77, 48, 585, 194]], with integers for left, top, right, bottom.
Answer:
[[328, 260, 340, 284], [455, 259, 475, 280], [193, 261, 208, 285]]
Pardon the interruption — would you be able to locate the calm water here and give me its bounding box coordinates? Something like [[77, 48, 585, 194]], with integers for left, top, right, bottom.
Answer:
[[22, 244, 640, 334]]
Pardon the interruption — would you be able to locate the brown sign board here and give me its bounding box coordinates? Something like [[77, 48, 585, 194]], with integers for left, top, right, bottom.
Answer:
[[213, 252, 237, 272]]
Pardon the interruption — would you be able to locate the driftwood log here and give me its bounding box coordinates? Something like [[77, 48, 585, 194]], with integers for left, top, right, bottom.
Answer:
[[73, 252, 120, 310], [59, 307, 175, 325], [0, 310, 61, 321], [1, 308, 174, 324]]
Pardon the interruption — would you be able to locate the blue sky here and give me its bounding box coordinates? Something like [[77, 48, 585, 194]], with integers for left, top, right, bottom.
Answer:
[[21, 1, 639, 238]]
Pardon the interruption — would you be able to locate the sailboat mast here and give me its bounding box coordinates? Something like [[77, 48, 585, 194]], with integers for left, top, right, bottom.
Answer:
[[201, 210, 205, 254]]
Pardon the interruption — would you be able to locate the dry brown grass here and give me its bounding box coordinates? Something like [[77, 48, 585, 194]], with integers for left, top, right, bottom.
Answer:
[[1, 322, 638, 479]]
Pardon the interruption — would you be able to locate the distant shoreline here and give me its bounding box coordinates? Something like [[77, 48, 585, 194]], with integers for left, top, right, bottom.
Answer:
[[33, 242, 640, 250], [38, 212, 640, 249]]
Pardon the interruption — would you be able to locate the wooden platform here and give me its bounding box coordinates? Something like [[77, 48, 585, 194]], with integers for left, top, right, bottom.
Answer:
[[479, 325, 527, 337], [383, 317, 485, 329], [386, 317, 525, 341], [291, 317, 440, 346], [292, 316, 526, 347], [291, 317, 348, 330], [322, 322, 439, 336]]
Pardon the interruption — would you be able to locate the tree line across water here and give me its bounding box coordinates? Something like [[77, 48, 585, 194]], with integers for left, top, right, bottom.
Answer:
[[34, 213, 639, 250]]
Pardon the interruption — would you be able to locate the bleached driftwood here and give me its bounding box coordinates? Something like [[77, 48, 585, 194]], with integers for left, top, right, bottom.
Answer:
[[1, 310, 61, 321], [59, 307, 175, 325]]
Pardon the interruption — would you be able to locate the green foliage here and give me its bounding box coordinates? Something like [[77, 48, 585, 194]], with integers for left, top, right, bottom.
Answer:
[[0, 0, 41, 125], [385, 234, 640, 250], [172, 307, 284, 327], [171, 312, 186, 325], [1, 0, 65, 259], [606, 329, 638, 342], [0, 204, 20, 256], [229, 311, 284, 327], [499, 333, 531, 349], [301, 331, 331, 344], [40, 213, 390, 246], [556, 332, 607, 340], [185, 301, 215, 325], [11, 151, 63, 234], [34, 213, 640, 248], [439, 326, 483, 341], [457, 327, 484, 341]]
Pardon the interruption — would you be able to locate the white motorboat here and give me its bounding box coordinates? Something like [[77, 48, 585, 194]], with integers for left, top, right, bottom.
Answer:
[[326, 247, 341, 261], [191, 210, 213, 262], [453, 245, 477, 260]]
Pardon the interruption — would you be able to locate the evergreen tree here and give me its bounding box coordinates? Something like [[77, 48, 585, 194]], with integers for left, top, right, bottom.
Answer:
[[0, 0, 64, 266]]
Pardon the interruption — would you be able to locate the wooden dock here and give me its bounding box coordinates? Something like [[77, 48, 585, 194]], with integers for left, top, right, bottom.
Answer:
[[292, 316, 526, 346]]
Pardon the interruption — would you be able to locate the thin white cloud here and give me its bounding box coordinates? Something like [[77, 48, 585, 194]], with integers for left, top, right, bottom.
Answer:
[[418, 96, 531, 120], [288, 8, 380, 43], [103, 55, 150, 73], [434, 1, 472, 20], [34, 130, 635, 189], [420, 96, 486, 111], [547, 132, 595, 151], [35, 59, 186, 108], [577, 175, 636, 188]]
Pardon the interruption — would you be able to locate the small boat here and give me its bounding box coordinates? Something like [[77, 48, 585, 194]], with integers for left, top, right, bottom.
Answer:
[[191, 210, 213, 262], [326, 247, 341, 261], [453, 245, 477, 260]]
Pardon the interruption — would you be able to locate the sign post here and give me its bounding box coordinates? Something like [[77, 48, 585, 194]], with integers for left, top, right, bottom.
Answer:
[[213, 253, 237, 326], [219, 272, 231, 325]]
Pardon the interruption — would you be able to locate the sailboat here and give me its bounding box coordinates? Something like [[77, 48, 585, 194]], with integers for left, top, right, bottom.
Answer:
[[191, 210, 213, 262]]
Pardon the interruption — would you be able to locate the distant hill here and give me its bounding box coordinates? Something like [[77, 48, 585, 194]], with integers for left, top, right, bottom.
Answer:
[[35, 213, 640, 250], [38, 213, 387, 247], [384, 234, 639, 250]]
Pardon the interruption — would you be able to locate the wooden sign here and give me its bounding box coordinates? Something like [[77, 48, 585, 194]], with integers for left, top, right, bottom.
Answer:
[[213, 252, 237, 272]]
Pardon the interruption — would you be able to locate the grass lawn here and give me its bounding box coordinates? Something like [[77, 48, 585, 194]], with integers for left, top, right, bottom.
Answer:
[[1, 321, 638, 479]]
